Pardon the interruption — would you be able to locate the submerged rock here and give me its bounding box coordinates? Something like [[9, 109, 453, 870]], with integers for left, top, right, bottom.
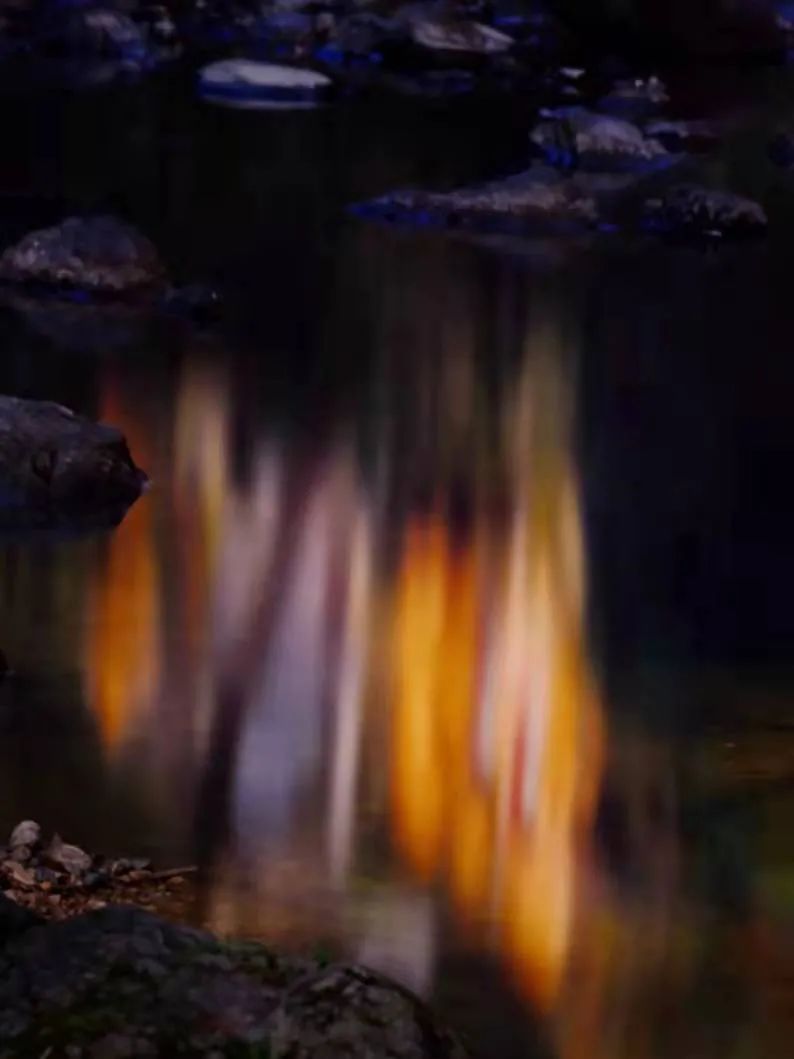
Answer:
[[531, 107, 674, 173], [0, 397, 146, 526], [0, 905, 469, 1057], [0, 216, 165, 294], [642, 184, 768, 239], [352, 166, 598, 235], [198, 58, 332, 108]]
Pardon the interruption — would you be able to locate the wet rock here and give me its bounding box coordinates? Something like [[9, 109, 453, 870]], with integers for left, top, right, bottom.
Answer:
[[0, 396, 146, 523], [408, 17, 512, 54], [0, 215, 166, 294], [44, 835, 92, 877], [0, 907, 469, 1057], [530, 106, 675, 173], [352, 166, 598, 235], [598, 75, 669, 119], [270, 964, 468, 1059], [642, 184, 768, 240], [2, 862, 36, 889], [198, 58, 332, 108], [315, 12, 396, 66], [61, 8, 151, 62], [9, 821, 40, 852]]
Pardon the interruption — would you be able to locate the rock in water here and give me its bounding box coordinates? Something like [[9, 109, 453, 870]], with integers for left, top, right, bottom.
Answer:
[[44, 835, 92, 877], [0, 216, 165, 293], [198, 59, 332, 108], [0, 396, 146, 526], [270, 964, 468, 1058], [531, 107, 675, 173], [352, 166, 598, 235], [9, 822, 40, 852], [642, 184, 768, 239], [409, 18, 512, 53], [0, 907, 470, 1057], [62, 8, 151, 62]]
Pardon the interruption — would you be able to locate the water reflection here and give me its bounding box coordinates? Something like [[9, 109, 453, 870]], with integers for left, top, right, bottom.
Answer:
[[52, 248, 594, 1029]]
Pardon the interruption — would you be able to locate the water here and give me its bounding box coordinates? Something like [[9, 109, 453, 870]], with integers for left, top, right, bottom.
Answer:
[[0, 68, 793, 1059]]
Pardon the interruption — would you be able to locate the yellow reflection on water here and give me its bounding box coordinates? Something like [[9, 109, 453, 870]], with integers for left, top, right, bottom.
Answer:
[[390, 344, 603, 1011]]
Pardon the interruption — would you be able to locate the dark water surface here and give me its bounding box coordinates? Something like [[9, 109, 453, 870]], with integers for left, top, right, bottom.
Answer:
[[0, 69, 793, 1059]]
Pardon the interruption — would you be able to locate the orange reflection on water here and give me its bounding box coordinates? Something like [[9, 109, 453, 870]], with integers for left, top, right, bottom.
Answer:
[[390, 360, 603, 1012], [86, 377, 162, 751]]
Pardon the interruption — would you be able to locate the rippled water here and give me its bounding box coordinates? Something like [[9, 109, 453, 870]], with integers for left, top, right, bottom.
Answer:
[[0, 70, 793, 1059]]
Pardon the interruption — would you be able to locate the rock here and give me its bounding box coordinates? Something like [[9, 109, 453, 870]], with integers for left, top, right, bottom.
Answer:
[[530, 106, 675, 173], [198, 59, 332, 108], [598, 75, 669, 119], [9, 821, 40, 851], [65, 8, 150, 61], [2, 862, 36, 889], [44, 835, 92, 877], [0, 396, 146, 525], [642, 184, 768, 240], [0, 907, 469, 1057], [270, 964, 468, 1058], [316, 12, 397, 66], [0, 215, 166, 294], [409, 18, 512, 54], [33, 6, 156, 68], [352, 166, 598, 235]]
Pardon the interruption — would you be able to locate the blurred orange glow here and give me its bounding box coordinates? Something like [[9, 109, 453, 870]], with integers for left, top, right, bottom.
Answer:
[[87, 377, 161, 750], [390, 361, 603, 1010]]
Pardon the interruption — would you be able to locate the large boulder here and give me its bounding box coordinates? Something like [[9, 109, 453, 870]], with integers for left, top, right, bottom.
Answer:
[[352, 165, 599, 234], [0, 905, 469, 1057], [642, 184, 768, 239], [530, 106, 675, 172], [0, 396, 146, 527], [0, 216, 166, 294]]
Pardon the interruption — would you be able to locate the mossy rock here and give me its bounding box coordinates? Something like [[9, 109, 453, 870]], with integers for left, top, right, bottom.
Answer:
[[0, 905, 468, 1058]]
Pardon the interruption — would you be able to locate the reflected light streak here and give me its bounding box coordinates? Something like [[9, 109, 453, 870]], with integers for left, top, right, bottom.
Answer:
[[390, 349, 603, 1012], [87, 376, 161, 751]]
